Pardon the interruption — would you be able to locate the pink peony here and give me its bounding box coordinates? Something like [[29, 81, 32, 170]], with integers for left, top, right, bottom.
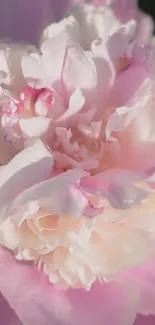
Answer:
[[0, 1, 155, 325]]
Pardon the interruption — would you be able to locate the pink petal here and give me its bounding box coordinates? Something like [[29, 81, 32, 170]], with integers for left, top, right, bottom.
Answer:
[[136, 13, 154, 44], [108, 64, 149, 108], [0, 247, 138, 325], [0, 140, 53, 207], [134, 315, 155, 325], [81, 169, 148, 209], [81, 169, 145, 194], [123, 250, 155, 317], [0, 293, 22, 325]]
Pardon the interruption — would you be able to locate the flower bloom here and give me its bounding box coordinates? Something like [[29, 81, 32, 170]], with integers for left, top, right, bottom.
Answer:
[[0, 1, 155, 325]]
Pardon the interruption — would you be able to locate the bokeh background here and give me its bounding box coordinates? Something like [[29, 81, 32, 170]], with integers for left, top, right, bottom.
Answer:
[[0, 0, 154, 45], [0, 0, 155, 325]]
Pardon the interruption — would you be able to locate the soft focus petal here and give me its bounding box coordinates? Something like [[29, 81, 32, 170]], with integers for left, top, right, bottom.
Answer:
[[0, 247, 138, 325], [71, 3, 130, 44], [136, 12, 154, 44], [134, 315, 155, 325], [42, 15, 79, 42], [0, 293, 22, 325], [107, 64, 150, 109], [123, 250, 155, 316]]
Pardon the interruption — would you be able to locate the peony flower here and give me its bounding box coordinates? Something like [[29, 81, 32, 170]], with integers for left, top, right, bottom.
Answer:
[[0, 1, 155, 325], [1, 139, 155, 325], [0, 2, 154, 172]]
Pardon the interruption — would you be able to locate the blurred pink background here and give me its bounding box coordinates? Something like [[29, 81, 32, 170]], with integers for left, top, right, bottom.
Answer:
[[0, 0, 155, 324], [0, 0, 68, 44], [0, 291, 155, 325]]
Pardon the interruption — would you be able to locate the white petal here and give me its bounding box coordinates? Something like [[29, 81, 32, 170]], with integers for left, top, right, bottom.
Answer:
[[19, 117, 51, 137], [0, 140, 53, 207], [42, 16, 79, 42], [21, 55, 44, 84], [41, 31, 73, 88], [62, 43, 97, 92]]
